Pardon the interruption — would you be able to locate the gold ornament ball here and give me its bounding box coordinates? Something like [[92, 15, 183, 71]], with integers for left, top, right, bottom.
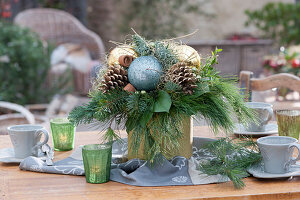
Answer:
[[108, 45, 137, 66], [173, 45, 201, 68]]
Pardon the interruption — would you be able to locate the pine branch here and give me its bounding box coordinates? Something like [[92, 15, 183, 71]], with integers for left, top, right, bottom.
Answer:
[[197, 138, 262, 189], [153, 41, 179, 70], [213, 80, 255, 126], [68, 89, 129, 126], [102, 127, 122, 144], [68, 98, 99, 126], [132, 34, 152, 56]]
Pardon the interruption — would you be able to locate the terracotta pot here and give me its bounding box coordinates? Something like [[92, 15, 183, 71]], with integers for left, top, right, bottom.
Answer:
[[127, 116, 193, 160]]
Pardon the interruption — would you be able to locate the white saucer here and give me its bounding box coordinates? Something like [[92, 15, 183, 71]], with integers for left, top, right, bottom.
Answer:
[[0, 148, 25, 163], [233, 123, 278, 136], [248, 163, 300, 178]]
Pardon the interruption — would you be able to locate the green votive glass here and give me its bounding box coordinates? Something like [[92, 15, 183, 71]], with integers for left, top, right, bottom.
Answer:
[[276, 110, 300, 139], [50, 118, 76, 151], [82, 144, 112, 184]]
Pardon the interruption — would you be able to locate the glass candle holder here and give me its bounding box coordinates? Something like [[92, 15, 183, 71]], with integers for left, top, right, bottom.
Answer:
[[50, 118, 75, 151], [82, 144, 112, 184], [276, 110, 300, 139]]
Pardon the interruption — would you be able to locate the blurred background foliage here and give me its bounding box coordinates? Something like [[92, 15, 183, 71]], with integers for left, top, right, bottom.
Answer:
[[0, 22, 69, 105], [245, 2, 300, 47], [38, 0, 66, 9], [115, 0, 210, 40]]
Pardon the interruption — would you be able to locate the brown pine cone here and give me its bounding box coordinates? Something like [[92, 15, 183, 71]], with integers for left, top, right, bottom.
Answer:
[[166, 62, 197, 95], [100, 65, 128, 93]]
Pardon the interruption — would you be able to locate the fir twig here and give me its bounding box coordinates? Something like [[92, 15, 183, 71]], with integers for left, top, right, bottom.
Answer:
[[197, 138, 261, 189], [102, 127, 122, 144]]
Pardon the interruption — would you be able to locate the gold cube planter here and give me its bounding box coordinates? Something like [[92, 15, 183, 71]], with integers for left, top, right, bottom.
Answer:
[[128, 117, 193, 160]]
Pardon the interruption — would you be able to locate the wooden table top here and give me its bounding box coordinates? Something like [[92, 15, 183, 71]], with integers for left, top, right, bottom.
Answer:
[[1, 126, 300, 200]]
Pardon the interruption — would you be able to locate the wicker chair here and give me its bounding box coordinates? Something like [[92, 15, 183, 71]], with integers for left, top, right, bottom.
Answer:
[[14, 8, 105, 60], [14, 8, 106, 94]]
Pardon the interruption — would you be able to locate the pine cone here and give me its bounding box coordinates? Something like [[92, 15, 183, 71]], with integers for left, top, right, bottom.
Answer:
[[166, 62, 197, 95], [100, 65, 128, 93]]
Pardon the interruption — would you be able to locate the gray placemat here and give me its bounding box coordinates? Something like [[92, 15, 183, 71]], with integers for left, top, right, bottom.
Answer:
[[19, 137, 229, 186]]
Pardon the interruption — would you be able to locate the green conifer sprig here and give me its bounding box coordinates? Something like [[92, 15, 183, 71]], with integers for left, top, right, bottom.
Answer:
[[132, 33, 179, 70], [197, 138, 261, 189], [132, 34, 151, 56], [153, 41, 179, 70]]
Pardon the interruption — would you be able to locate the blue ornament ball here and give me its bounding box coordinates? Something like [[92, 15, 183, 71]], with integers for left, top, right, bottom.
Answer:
[[128, 56, 162, 91]]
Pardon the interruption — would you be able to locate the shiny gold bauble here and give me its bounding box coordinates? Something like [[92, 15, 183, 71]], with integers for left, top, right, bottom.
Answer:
[[173, 45, 201, 68], [108, 45, 137, 66]]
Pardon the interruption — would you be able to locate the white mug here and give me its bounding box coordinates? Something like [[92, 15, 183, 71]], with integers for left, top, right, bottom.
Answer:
[[257, 136, 300, 174], [245, 102, 273, 132], [7, 125, 49, 158]]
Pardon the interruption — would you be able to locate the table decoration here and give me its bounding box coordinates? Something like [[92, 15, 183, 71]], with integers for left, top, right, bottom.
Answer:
[[68, 33, 255, 187], [82, 144, 112, 184], [50, 118, 76, 151], [276, 110, 300, 139]]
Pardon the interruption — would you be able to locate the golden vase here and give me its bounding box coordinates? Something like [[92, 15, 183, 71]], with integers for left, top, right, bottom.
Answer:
[[127, 116, 193, 160]]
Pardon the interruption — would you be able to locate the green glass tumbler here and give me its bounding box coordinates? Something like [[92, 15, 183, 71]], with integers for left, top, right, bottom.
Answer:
[[82, 144, 112, 184], [50, 118, 75, 151], [276, 110, 300, 139]]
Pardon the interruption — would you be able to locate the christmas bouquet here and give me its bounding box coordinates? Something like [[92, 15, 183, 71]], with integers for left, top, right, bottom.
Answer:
[[68, 33, 253, 162]]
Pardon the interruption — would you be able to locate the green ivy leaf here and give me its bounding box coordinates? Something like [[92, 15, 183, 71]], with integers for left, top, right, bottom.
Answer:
[[153, 90, 172, 113]]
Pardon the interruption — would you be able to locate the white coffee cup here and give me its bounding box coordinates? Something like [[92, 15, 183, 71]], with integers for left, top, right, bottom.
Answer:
[[7, 124, 49, 158], [257, 136, 300, 174], [245, 102, 273, 132]]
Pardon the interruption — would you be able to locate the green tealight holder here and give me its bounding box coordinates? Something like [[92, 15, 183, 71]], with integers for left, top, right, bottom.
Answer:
[[50, 118, 76, 151], [82, 144, 112, 184]]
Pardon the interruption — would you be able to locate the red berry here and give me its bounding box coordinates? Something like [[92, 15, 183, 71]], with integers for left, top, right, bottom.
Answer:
[[292, 59, 300, 68]]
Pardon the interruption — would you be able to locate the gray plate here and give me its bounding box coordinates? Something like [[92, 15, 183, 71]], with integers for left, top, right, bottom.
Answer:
[[234, 123, 278, 136], [0, 148, 23, 163], [0, 148, 50, 164], [248, 162, 300, 178]]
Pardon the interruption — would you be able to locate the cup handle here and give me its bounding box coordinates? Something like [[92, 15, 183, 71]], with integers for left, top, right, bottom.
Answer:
[[287, 143, 300, 167], [262, 107, 273, 125], [32, 128, 49, 156]]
